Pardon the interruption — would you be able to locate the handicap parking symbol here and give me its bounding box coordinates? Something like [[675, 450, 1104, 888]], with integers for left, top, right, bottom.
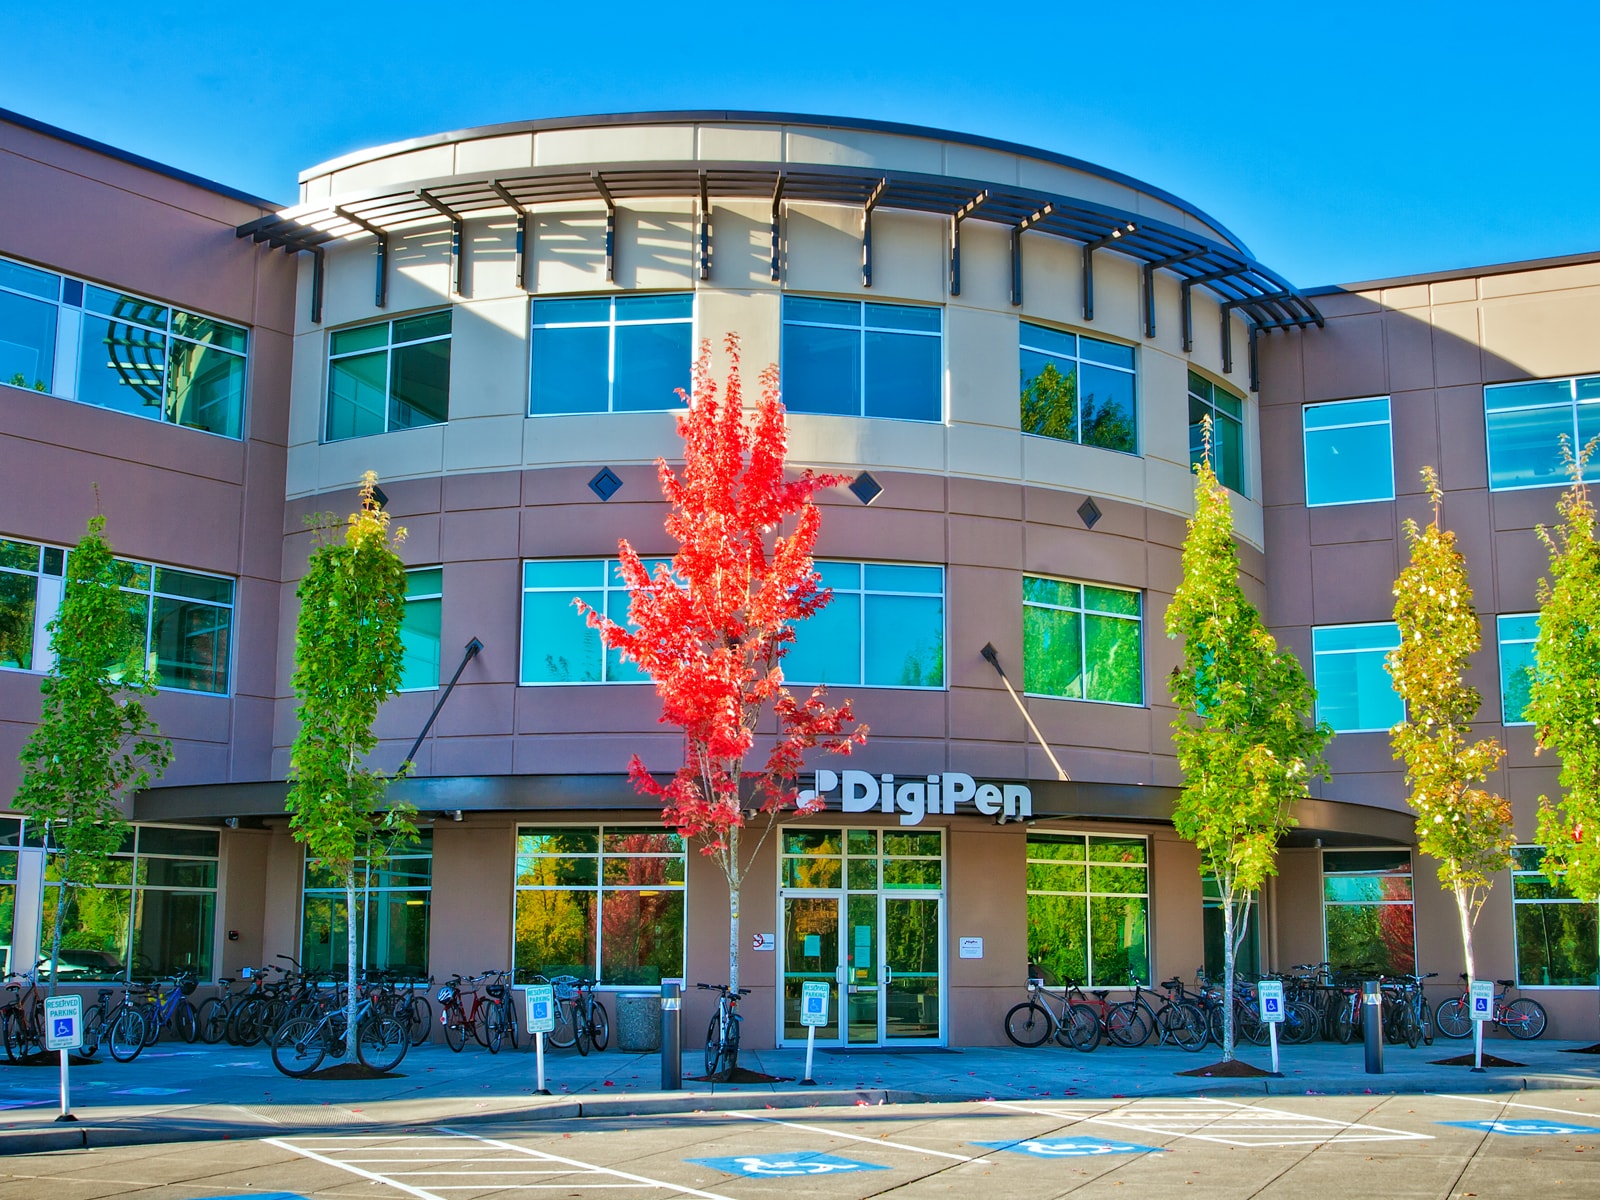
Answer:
[[690, 1152, 889, 1177], [974, 1137, 1161, 1157], [1441, 1119, 1600, 1137], [52, 1018, 73, 1038]]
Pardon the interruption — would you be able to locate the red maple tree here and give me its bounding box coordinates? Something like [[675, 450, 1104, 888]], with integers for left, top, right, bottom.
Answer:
[[579, 334, 867, 1001]]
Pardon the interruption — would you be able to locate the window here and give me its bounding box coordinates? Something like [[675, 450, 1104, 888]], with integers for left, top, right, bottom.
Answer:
[[1019, 323, 1136, 453], [1312, 623, 1402, 733], [514, 827, 686, 986], [1303, 398, 1394, 506], [0, 536, 233, 694], [1202, 875, 1260, 982], [1188, 371, 1245, 495], [1, 254, 248, 437], [1512, 846, 1598, 987], [400, 568, 442, 691], [0, 815, 19, 975], [781, 297, 941, 422], [301, 830, 432, 977], [1022, 577, 1143, 705], [530, 294, 692, 414], [1498, 614, 1538, 726], [326, 311, 451, 441], [519, 559, 668, 685], [786, 563, 944, 688], [1322, 849, 1415, 975], [39, 824, 219, 981], [1485, 374, 1600, 491], [1026, 834, 1149, 988]]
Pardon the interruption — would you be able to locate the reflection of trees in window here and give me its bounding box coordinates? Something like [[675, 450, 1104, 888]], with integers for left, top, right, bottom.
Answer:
[[1021, 363, 1135, 451], [1512, 846, 1600, 986], [1026, 834, 1148, 987]]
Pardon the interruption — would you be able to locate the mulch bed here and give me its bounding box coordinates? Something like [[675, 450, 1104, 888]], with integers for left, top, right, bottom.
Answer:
[[306, 1063, 404, 1080], [1176, 1059, 1275, 1078], [4, 1052, 97, 1067], [687, 1067, 792, 1084], [1560, 1044, 1600, 1055], [1429, 1054, 1524, 1068]]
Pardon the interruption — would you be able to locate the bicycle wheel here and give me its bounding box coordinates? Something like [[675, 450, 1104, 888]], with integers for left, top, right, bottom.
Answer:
[[1435, 997, 1471, 1039], [1061, 1002, 1102, 1051], [271, 1016, 326, 1078], [1106, 1003, 1149, 1048], [484, 1003, 504, 1054], [108, 1006, 148, 1063], [574, 1006, 591, 1056], [548, 1000, 577, 1049], [79, 1006, 105, 1059], [471, 1002, 491, 1048], [1206, 1005, 1224, 1047], [175, 999, 198, 1044], [0, 1010, 17, 1063], [142, 1004, 161, 1047], [725, 1014, 740, 1071], [505, 999, 520, 1050], [196, 997, 228, 1044], [1003, 1001, 1052, 1048], [357, 1014, 410, 1073], [1236, 1003, 1268, 1046], [1168, 1002, 1207, 1052], [587, 1000, 609, 1052], [407, 995, 433, 1046], [443, 1004, 467, 1052], [1397, 1003, 1421, 1049], [704, 1015, 723, 1075], [1418, 997, 1435, 1045], [1503, 997, 1547, 1040], [1333, 999, 1359, 1044], [1283, 1000, 1320, 1045]]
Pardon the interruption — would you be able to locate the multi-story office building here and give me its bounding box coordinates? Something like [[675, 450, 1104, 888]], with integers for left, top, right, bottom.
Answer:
[[2, 107, 1597, 1045]]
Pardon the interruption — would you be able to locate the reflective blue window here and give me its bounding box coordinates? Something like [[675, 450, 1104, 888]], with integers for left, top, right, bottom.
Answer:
[[787, 562, 944, 688], [519, 559, 670, 684], [400, 568, 443, 692], [781, 298, 941, 422], [327, 311, 450, 441], [1498, 613, 1538, 726], [1020, 324, 1137, 453], [530, 294, 691, 414], [1189, 372, 1246, 496], [1485, 374, 1600, 491], [1022, 577, 1143, 705], [1312, 623, 1402, 732], [1304, 398, 1394, 506]]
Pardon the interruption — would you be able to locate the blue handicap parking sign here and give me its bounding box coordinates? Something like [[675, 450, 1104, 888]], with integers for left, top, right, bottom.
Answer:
[[1441, 1119, 1600, 1137], [690, 1152, 889, 1177], [53, 1018, 73, 1038], [975, 1137, 1161, 1157]]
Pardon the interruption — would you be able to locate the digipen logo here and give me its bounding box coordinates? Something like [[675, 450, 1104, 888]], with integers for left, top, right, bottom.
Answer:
[[798, 769, 1032, 827]]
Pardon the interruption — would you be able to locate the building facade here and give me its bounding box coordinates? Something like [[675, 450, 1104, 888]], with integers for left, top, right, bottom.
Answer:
[[2, 107, 1597, 1045]]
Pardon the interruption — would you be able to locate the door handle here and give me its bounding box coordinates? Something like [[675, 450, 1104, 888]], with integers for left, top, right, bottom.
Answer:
[[883, 966, 894, 986]]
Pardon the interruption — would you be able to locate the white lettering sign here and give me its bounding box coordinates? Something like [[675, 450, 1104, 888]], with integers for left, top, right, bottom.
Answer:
[[799, 770, 1032, 827]]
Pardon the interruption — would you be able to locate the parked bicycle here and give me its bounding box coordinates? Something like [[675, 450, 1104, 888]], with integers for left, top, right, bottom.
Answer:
[[1436, 973, 1546, 1040], [545, 975, 609, 1055], [1, 968, 45, 1061], [130, 972, 199, 1045], [698, 981, 748, 1075], [270, 979, 410, 1076], [80, 985, 149, 1062]]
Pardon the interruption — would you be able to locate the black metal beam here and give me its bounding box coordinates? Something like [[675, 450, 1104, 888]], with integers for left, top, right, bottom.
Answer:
[[591, 172, 617, 282], [1080, 222, 1137, 321], [769, 174, 785, 283], [1010, 202, 1054, 307], [1179, 267, 1244, 352], [948, 190, 989, 297], [489, 181, 530, 292], [862, 177, 887, 288], [417, 190, 465, 295], [1249, 323, 1260, 393], [698, 171, 711, 281], [1141, 248, 1207, 338], [309, 247, 324, 325], [402, 638, 485, 770], [334, 206, 389, 308]]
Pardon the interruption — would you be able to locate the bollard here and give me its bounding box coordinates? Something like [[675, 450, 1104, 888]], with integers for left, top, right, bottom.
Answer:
[[1362, 980, 1384, 1074], [660, 980, 681, 1091]]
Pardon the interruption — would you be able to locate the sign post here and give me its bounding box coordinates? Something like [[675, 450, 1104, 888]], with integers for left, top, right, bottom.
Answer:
[[526, 983, 556, 1095], [43, 995, 83, 1122], [799, 980, 830, 1086], [1257, 980, 1285, 1076], [1469, 979, 1494, 1073]]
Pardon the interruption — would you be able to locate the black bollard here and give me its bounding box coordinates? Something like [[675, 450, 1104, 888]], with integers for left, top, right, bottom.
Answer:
[[1362, 980, 1384, 1074], [660, 980, 681, 1090]]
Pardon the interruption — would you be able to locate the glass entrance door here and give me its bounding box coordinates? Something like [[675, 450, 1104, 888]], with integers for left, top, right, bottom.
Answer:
[[883, 895, 941, 1042], [781, 893, 840, 1042]]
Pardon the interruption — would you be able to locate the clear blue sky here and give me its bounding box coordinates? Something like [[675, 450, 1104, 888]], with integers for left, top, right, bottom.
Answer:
[[5, 2, 1597, 288]]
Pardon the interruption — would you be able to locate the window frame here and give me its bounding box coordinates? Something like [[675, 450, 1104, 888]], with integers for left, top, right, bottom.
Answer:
[[1188, 370, 1247, 496], [1511, 845, 1599, 989], [1021, 575, 1145, 707], [529, 292, 694, 415], [300, 829, 433, 978], [1497, 612, 1538, 727], [1018, 321, 1138, 454], [1025, 832, 1150, 989], [1320, 847, 1416, 975], [399, 567, 443, 693], [1311, 621, 1403, 734], [1484, 373, 1600, 493], [784, 561, 946, 690], [518, 558, 671, 686], [780, 296, 945, 423], [1302, 397, 1395, 507], [324, 309, 453, 442]]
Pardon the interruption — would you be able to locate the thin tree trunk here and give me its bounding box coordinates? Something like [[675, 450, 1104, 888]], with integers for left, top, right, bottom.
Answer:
[[1221, 891, 1236, 1061], [346, 867, 359, 1060], [725, 824, 741, 1075], [48, 877, 65, 1001], [1453, 879, 1476, 983]]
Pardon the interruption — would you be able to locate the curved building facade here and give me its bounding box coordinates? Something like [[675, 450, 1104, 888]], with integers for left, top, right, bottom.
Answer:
[[4, 109, 1598, 1044]]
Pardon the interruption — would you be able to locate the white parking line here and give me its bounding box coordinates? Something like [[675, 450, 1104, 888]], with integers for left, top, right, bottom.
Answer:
[[1436, 1094, 1600, 1119], [988, 1097, 1432, 1147], [720, 1109, 991, 1163]]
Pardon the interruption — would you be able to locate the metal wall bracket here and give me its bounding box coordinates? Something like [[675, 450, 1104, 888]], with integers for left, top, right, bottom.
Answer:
[[1179, 267, 1241, 353], [335, 206, 390, 308], [1010, 203, 1054, 307], [591, 172, 617, 282], [769, 174, 785, 283], [1081, 223, 1136, 321], [1141, 249, 1206, 338], [488, 181, 530, 292], [861, 177, 888, 288], [309, 246, 325, 325], [417, 190, 465, 295], [697, 172, 711, 281], [948, 190, 989, 297]]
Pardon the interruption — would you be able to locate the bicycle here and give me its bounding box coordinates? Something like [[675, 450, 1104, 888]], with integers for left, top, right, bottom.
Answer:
[[131, 972, 199, 1045], [544, 975, 609, 1055], [698, 981, 748, 1076], [270, 982, 410, 1077], [1118, 977, 1207, 1051], [80, 985, 149, 1062], [1, 969, 45, 1062], [481, 970, 520, 1051], [1380, 972, 1436, 1048], [1057, 981, 1144, 1052], [1436, 974, 1547, 1040]]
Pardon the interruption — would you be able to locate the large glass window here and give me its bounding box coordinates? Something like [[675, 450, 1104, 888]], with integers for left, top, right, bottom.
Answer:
[[1022, 577, 1143, 705], [1026, 833, 1149, 988], [1, 254, 247, 437], [519, 559, 669, 685], [1485, 374, 1600, 491], [1303, 398, 1394, 506], [1202, 875, 1260, 982], [1019, 323, 1136, 453], [1312, 623, 1402, 733], [530, 294, 692, 414], [326, 311, 451, 441], [1513, 846, 1598, 987], [781, 297, 942, 422], [514, 827, 686, 986], [786, 563, 944, 688], [400, 568, 442, 692], [1498, 613, 1538, 727], [0, 536, 233, 694], [1322, 849, 1415, 975], [1189, 371, 1246, 495], [301, 831, 432, 977], [0, 815, 19, 975], [38, 824, 219, 981]]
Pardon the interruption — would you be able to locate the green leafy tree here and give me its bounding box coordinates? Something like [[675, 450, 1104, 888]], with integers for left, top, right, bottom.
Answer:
[[13, 513, 171, 995], [1387, 468, 1513, 982], [1528, 445, 1600, 904], [287, 472, 415, 1056], [1166, 449, 1330, 1061]]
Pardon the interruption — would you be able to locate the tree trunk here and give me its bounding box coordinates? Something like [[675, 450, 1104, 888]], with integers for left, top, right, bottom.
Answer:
[[1220, 891, 1236, 1062], [345, 867, 360, 1060], [725, 824, 741, 1074], [47, 875, 64, 1001], [1453, 879, 1476, 983]]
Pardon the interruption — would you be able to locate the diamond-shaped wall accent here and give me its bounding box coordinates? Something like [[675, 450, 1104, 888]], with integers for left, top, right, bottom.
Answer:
[[1077, 496, 1102, 528], [588, 467, 623, 501], [849, 472, 883, 505]]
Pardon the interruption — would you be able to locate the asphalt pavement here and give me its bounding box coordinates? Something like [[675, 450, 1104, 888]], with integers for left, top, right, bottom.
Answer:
[[3, 1030, 1597, 1157]]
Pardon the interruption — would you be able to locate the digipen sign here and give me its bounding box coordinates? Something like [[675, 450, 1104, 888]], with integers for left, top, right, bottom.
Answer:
[[798, 769, 1032, 827]]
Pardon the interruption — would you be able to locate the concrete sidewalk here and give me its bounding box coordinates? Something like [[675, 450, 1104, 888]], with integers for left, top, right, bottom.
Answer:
[[4, 1034, 1598, 1156]]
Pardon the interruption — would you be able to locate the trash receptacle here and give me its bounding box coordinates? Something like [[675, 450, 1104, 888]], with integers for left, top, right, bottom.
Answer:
[[616, 993, 661, 1051]]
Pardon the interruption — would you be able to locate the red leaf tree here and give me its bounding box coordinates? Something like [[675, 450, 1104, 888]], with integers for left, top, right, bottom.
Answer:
[[580, 334, 868, 1004]]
